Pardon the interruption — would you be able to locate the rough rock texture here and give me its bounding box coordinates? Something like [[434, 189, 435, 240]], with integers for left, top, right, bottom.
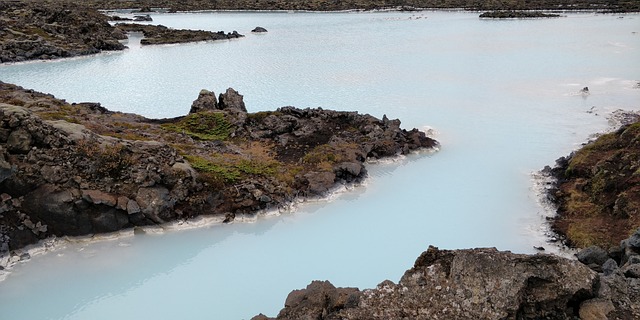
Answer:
[[0, 2, 126, 63], [261, 238, 640, 319], [0, 82, 437, 254], [547, 119, 640, 248]]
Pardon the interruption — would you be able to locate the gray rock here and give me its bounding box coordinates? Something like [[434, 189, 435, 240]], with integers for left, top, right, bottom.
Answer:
[[6, 128, 32, 153], [303, 171, 336, 196], [251, 27, 268, 33], [628, 228, 640, 249], [623, 264, 640, 278], [135, 187, 174, 223], [277, 280, 359, 319], [218, 88, 247, 112], [81, 189, 117, 207], [602, 258, 619, 276], [22, 184, 90, 235], [336, 161, 363, 177], [189, 89, 218, 114], [126, 199, 141, 215], [577, 245, 610, 267]]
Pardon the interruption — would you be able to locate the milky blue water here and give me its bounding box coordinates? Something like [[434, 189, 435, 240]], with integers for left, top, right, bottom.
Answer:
[[0, 11, 639, 320]]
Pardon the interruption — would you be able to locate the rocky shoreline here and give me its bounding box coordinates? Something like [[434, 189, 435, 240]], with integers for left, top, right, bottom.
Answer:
[[0, 2, 245, 63], [0, 81, 437, 258], [255, 229, 640, 319], [17, 0, 640, 13], [3, 1, 638, 64], [544, 113, 640, 249]]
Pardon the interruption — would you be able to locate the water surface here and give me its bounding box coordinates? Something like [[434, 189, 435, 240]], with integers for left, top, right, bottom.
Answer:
[[0, 11, 639, 319]]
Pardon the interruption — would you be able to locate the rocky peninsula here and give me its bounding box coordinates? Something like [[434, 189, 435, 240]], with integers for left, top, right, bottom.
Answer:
[[0, 81, 437, 255]]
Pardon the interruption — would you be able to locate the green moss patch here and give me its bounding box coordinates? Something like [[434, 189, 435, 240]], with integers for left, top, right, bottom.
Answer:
[[161, 112, 232, 141]]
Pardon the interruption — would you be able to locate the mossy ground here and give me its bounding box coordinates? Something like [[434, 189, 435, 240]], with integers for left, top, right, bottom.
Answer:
[[553, 121, 640, 248]]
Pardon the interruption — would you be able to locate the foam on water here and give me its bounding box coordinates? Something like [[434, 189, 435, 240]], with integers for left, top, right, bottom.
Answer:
[[0, 10, 639, 320]]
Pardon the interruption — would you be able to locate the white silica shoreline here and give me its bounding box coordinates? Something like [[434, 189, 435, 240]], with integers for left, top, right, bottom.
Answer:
[[0, 148, 439, 281]]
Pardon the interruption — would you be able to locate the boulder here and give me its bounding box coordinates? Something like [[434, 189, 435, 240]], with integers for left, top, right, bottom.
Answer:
[[133, 15, 153, 22], [623, 264, 640, 278], [218, 88, 247, 112], [135, 186, 174, 223], [252, 27, 268, 33], [22, 184, 90, 235], [628, 229, 640, 249], [303, 171, 336, 196], [276, 280, 359, 319], [576, 246, 610, 267], [81, 189, 117, 207], [189, 89, 218, 114], [6, 128, 32, 153]]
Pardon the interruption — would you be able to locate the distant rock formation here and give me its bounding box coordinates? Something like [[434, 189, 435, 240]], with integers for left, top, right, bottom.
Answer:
[[252, 27, 268, 33], [479, 10, 562, 18], [115, 24, 244, 45]]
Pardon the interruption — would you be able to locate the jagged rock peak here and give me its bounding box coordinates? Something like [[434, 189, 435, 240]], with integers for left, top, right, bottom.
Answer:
[[189, 89, 218, 114], [218, 88, 247, 113]]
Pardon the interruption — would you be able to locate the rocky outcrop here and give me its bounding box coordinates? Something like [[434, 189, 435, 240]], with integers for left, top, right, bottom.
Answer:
[[479, 10, 562, 18], [0, 2, 126, 63], [0, 82, 437, 253], [258, 230, 640, 319], [546, 118, 640, 248], [252, 27, 268, 33], [114, 23, 243, 45]]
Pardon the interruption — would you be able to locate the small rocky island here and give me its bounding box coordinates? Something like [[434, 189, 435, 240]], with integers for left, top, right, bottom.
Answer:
[[0, 82, 437, 253], [479, 11, 562, 18]]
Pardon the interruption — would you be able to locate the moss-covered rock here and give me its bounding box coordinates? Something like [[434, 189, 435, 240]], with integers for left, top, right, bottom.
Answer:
[[549, 120, 640, 248]]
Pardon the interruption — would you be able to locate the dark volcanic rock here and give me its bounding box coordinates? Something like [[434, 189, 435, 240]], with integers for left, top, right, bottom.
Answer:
[[133, 14, 153, 22], [115, 24, 244, 45], [0, 3, 126, 63], [276, 281, 360, 319], [189, 89, 218, 114], [252, 26, 268, 33], [577, 245, 610, 267], [218, 88, 247, 112], [262, 247, 601, 319], [0, 82, 437, 252], [480, 10, 562, 18]]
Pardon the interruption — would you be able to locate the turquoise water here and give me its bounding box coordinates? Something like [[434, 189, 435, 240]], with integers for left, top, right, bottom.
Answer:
[[0, 11, 639, 319]]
